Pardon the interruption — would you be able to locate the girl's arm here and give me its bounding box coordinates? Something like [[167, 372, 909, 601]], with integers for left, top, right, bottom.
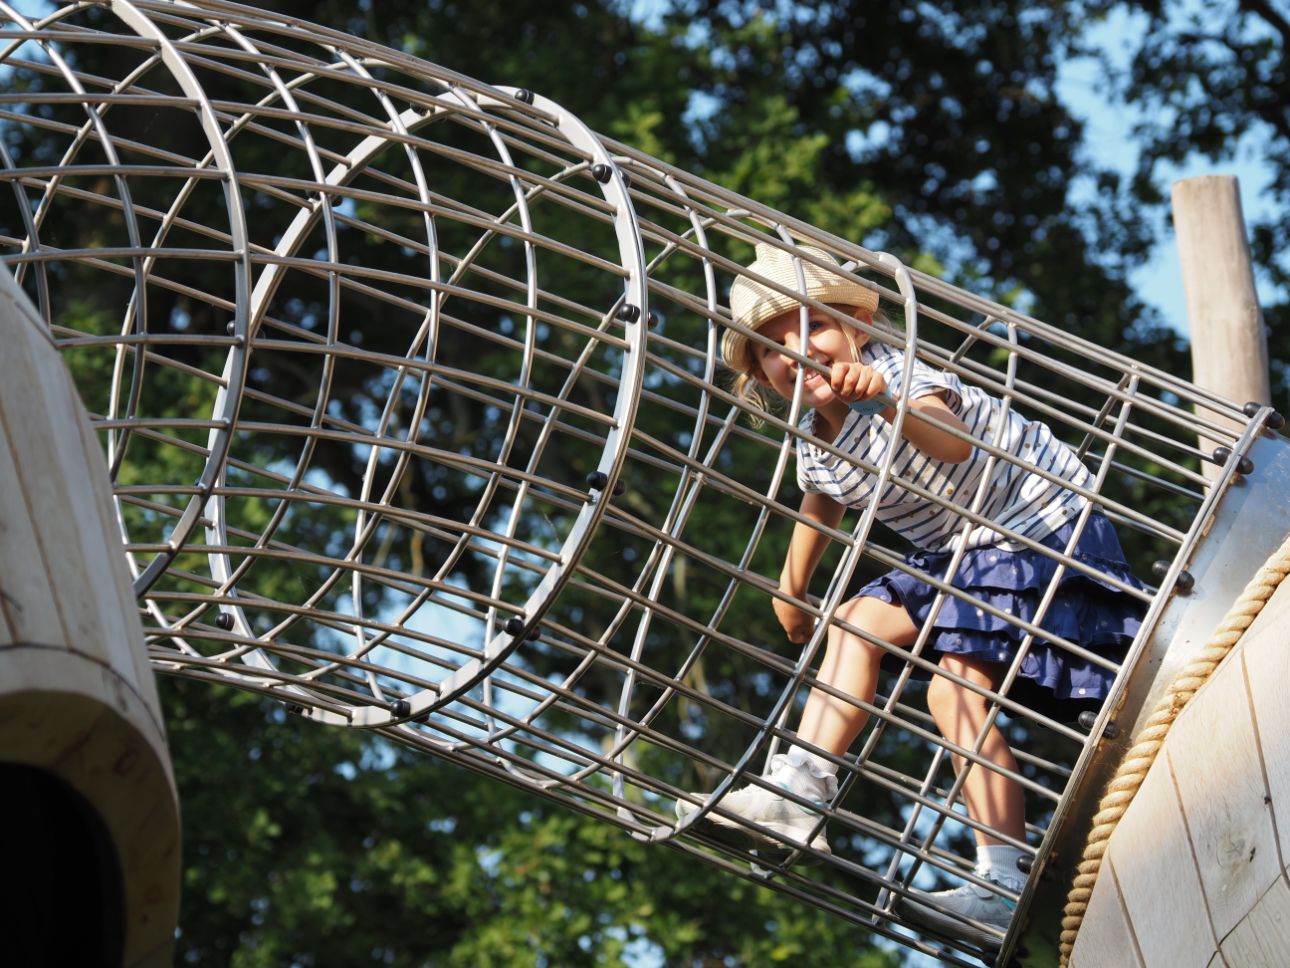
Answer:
[[776, 490, 846, 644], [883, 393, 973, 464]]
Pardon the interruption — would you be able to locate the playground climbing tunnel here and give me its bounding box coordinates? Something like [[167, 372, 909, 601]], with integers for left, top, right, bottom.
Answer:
[[1, 2, 1283, 964]]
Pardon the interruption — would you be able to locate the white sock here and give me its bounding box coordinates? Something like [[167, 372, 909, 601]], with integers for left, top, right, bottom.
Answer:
[[768, 746, 839, 801], [975, 844, 1027, 892], [785, 745, 838, 778]]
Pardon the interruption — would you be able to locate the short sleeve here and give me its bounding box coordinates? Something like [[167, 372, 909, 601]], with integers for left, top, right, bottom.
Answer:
[[794, 426, 820, 493], [795, 459, 819, 493], [864, 341, 962, 413]]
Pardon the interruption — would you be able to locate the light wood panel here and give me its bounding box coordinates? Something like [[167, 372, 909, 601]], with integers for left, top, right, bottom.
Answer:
[[1240, 582, 1290, 872], [1073, 578, 1290, 967], [1069, 855, 1146, 968], [1107, 748, 1217, 968], [1220, 877, 1290, 965], [0, 263, 180, 967], [1166, 646, 1280, 940]]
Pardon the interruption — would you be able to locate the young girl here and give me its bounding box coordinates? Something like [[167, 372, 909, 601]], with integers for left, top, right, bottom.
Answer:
[[677, 243, 1148, 945]]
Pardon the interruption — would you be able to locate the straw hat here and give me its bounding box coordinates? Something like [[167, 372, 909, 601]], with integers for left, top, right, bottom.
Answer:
[[722, 243, 879, 373]]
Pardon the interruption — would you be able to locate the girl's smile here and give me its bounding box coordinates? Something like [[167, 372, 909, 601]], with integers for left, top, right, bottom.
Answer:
[[753, 307, 871, 420]]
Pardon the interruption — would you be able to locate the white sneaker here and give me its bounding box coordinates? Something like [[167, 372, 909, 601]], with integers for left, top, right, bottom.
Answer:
[[897, 876, 1018, 948], [675, 777, 832, 855]]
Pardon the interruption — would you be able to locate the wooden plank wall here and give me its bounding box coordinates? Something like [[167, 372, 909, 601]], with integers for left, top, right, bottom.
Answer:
[[1070, 572, 1290, 967]]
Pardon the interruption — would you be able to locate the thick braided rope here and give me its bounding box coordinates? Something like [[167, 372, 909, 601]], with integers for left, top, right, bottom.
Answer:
[[1057, 531, 1290, 966]]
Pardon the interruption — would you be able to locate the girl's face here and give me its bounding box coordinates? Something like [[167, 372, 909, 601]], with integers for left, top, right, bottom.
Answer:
[[752, 305, 869, 407]]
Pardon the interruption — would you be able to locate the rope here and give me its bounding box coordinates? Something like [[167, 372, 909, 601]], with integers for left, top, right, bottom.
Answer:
[[1058, 531, 1290, 966]]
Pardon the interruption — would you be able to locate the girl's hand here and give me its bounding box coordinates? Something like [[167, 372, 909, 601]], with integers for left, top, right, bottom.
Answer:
[[773, 594, 815, 644], [830, 360, 887, 405]]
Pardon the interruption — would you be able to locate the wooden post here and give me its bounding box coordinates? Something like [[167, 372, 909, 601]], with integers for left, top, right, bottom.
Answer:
[[1172, 175, 1270, 479], [0, 264, 180, 966]]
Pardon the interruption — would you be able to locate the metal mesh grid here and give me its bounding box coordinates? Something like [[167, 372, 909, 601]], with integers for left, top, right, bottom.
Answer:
[[0, 1, 1269, 962]]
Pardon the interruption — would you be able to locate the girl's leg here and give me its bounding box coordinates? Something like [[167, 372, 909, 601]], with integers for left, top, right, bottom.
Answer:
[[926, 653, 1025, 844], [795, 595, 919, 757], [899, 654, 1025, 940], [672, 596, 920, 850]]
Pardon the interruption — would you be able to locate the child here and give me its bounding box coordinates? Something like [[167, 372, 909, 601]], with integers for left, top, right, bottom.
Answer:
[[676, 243, 1147, 946]]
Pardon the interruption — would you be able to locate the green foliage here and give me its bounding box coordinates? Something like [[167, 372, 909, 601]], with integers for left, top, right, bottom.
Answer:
[[166, 678, 900, 967]]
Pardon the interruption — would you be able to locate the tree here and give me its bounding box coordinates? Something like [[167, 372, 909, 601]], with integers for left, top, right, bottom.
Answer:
[[1104, 0, 1289, 406], [165, 677, 899, 968]]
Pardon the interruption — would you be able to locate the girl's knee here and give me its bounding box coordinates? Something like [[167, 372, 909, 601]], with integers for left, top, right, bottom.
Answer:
[[926, 672, 956, 716], [836, 595, 918, 647], [927, 670, 991, 719], [824, 627, 884, 665]]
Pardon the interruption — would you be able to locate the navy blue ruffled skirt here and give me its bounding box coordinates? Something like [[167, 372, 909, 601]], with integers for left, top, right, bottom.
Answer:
[[860, 514, 1150, 711]]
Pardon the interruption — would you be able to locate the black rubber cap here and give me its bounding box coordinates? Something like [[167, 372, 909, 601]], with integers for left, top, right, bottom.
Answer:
[[1213, 446, 1254, 474]]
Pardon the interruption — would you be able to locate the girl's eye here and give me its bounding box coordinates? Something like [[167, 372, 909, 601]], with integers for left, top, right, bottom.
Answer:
[[807, 320, 824, 332]]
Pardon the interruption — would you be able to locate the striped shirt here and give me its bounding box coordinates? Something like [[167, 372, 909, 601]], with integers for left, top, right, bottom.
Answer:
[[796, 341, 1091, 552]]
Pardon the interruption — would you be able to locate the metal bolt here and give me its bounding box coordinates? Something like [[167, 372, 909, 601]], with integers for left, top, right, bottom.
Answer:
[[646, 311, 659, 329], [586, 471, 609, 490], [226, 321, 236, 335], [1016, 854, 1033, 874], [391, 699, 411, 718], [590, 163, 613, 183], [1151, 559, 1194, 592], [1269, 410, 1286, 430], [215, 612, 234, 631], [617, 303, 641, 324], [1212, 446, 1254, 474], [504, 616, 525, 635], [1078, 710, 1120, 739], [515, 88, 535, 104]]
